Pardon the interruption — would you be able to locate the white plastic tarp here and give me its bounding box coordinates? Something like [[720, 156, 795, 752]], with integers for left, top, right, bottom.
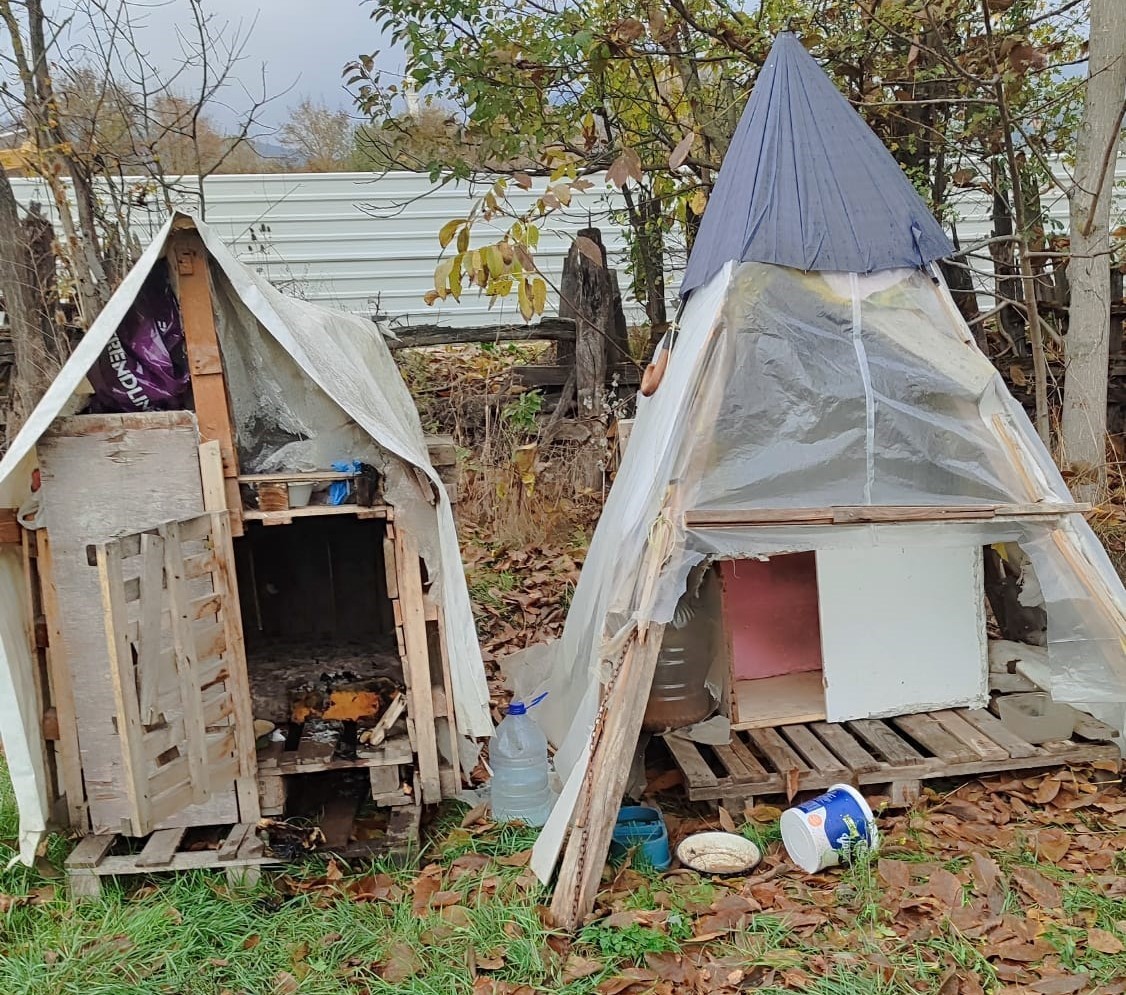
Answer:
[[0, 213, 492, 864]]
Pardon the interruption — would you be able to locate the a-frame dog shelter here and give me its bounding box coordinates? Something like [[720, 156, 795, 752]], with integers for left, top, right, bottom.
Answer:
[[516, 33, 1126, 928], [0, 213, 492, 876]]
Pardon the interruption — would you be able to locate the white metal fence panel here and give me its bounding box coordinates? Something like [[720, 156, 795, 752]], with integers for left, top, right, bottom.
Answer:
[[10, 157, 1124, 328]]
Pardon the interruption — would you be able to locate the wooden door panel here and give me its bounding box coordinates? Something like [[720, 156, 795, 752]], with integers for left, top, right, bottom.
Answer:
[[93, 512, 257, 835]]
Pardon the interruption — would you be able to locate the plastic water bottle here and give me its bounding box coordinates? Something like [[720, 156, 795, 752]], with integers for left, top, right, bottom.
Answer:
[[489, 698, 552, 827]]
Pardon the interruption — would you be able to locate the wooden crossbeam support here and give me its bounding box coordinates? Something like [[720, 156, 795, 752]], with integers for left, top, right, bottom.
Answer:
[[684, 502, 1089, 528]]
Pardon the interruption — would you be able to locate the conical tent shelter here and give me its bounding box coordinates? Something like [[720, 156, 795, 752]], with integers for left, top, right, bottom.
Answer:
[[525, 33, 1126, 927]]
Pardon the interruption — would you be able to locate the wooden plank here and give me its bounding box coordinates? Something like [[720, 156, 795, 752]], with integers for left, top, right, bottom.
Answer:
[[383, 537, 400, 600], [238, 470, 358, 483], [846, 719, 926, 766], [931, 709, 1010, 761], [684, 503, 1088, 528], [435, 606, 463, 794], [217, 823, 254, 861], [855, 742, 1120, 788], [724, 734, 775, 783], [135, 827, 187, 868], [387, 316, 576, 350], [662, 734, 719, 789], [136, 534, 167, 725], [19, 530, 56, 810], [892, 713, 979, 764], [781, 724, 850, 775], [0, 507, 20, 544], [732, 672, 826, 730], [170, 228, 242, 534], [747, 727, 810, 774], [36, 530, 86, 831], [550, 624, 665, 931], [711, 742, 751, 780], [162, 521, 211, 805], [95, 542, 152, 835], [1072, 710, 1119, 743], [242, 504, 391, 523], [94, 847, 277, 875], [209, 512, 261, 823], [809, 722, 883, 773], [394, 529, 442, 805], [66, 833, 117, 869], [198, 441, 226, 512], [956, 708, 1042, 759]]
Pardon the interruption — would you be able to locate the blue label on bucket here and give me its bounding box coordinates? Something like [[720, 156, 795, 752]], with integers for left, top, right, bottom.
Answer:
[[794, 788, 873, 856]]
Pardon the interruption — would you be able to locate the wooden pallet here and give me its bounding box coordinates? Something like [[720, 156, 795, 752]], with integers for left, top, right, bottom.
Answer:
[[663, 705, 1121, 807], [65, 823, 276, 898]]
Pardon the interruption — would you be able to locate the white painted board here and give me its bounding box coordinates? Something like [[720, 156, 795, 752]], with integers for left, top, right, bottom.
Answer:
[[817, 544, 987, 722]]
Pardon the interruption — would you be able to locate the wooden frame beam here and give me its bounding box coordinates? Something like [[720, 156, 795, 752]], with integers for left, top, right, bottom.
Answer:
[[684, 503, 1089, 528], [167, 221, 243, 534]]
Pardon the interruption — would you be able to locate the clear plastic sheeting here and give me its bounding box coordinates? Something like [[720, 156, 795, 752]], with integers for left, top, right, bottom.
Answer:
[[524, 260, 1126, 884], [692, 264, 1027, 511]]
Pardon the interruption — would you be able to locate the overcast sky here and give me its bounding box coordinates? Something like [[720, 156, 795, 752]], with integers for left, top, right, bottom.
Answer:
[[45, 0, 392, 133]]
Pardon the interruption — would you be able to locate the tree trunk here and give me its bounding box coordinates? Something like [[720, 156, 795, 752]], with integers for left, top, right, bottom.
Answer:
[[1061, 0, 1126, 502], [0, 169, 59, 442]]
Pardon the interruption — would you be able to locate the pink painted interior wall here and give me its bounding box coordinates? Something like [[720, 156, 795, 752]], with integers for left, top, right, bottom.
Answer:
[[721, 554, 824, 680]]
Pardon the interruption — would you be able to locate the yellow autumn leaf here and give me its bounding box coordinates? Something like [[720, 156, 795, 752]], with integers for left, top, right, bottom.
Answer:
[[449, 254, 463, 301], [433, 258, 454, 299], [531, 277, 547, 315], [517, 278, 534, 321], [689, 188, 708, 214], [438, 218, 465, 249], [486, 244, 506, 276], [457, 226, 470, 254]]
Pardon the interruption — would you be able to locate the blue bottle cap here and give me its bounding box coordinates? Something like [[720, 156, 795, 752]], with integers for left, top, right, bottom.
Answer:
[[507, 701, 526, 715]]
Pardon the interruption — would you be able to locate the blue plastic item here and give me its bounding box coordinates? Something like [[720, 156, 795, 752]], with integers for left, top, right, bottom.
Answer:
[[329, 459, 363, 505], [610, 806, 671, 871]]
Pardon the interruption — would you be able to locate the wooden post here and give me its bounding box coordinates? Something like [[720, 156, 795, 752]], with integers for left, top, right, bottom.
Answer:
[[167, 221, 243, 534], [558, 228, 620, 419]]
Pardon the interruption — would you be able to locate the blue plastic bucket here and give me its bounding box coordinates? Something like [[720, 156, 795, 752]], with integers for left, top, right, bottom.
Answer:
[[780, 784, 878, 873], [610, 806, 671, 871]]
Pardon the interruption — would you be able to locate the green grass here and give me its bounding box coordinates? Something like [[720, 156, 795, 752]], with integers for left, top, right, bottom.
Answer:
[[5, 758, 1126, 994]]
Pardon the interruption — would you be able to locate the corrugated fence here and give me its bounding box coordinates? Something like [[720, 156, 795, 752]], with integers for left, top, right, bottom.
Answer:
[[10, 159, 1125, 328]]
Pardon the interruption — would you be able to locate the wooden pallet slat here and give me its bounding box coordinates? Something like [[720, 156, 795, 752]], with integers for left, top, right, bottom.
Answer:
[[809, 722, 883, 773], [782, 724, 851, 776], [747, 727, 810, 774], [724, 733, 776, 784], [666, 701, 1120, 806], [136, 828, 187, 868], [956, 708, 1042, 759], [931, 709, 1010, 762], [846, 718, 926, 766], [891, 713, 979, 764], [663, 734, 719, 788]]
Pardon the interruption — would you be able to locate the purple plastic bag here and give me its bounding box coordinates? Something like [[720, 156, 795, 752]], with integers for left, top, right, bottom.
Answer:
[[88, 262, 190, 412]]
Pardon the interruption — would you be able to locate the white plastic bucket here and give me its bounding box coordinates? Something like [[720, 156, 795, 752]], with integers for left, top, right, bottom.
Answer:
[[780, 783, 878, 873], [287, 482, 314, 507]]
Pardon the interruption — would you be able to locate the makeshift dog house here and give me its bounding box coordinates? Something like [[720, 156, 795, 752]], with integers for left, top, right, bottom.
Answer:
[[0, 213, 491, 881], [521, 33, 1126, 928]]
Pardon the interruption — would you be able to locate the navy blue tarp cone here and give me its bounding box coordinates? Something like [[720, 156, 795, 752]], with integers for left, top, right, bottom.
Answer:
[[680, 32, 954, 297]]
